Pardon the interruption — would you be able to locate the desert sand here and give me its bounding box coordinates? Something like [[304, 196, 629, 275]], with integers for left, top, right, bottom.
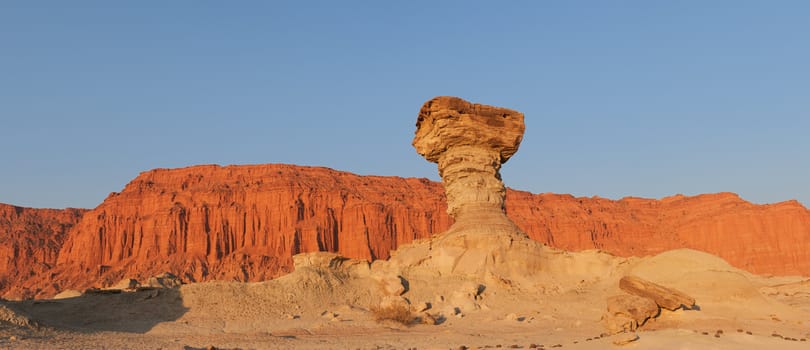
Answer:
[[1, 247, 809, 349], [2, 97, 809, 349]]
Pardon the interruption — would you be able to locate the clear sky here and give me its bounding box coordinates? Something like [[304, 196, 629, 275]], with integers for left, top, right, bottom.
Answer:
[[1, 1, 808, 209]]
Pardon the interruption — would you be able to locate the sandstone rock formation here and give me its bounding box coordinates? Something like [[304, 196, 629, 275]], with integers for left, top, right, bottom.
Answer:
[[603, 294, 659, 333], [619, 275, 695, 311], [405, 96, 543, 280], [414, 96, 524, 221], [3, 168, 810, 298], [8, 165, 452, 298], [603, 275, 695, 335], [0, 203, 85, 299]]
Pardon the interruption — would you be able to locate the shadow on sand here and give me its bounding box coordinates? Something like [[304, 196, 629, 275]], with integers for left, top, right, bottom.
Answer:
[[1, 288, 188, 334]]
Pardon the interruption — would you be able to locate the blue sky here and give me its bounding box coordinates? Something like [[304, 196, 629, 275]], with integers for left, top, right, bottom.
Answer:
[[1, 1, 808, 209]]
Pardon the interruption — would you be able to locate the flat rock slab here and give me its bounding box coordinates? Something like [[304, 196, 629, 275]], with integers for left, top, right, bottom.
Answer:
[[620, 275, 695, 311]]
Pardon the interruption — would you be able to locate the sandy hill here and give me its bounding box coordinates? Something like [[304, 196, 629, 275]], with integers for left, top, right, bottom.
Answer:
[[2, 246, 809, 349]]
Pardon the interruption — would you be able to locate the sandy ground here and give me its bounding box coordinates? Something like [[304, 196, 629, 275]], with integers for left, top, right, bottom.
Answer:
[[2, 248, 809, 350]]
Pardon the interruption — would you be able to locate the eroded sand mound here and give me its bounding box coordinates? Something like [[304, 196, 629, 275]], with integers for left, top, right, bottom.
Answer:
[[3, 247, 809, 349]]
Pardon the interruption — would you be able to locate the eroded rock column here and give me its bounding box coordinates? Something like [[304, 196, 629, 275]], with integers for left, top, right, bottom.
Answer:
[[413, 96, 527, 238], [382, 96, 544, 281]]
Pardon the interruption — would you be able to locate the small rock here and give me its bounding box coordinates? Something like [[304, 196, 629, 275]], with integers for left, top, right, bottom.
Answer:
[[110, 278, 139, 290], [412, 301, 431, 313], [375, 274, 406, 296], [9, 336, 18, 341], [746, 331, 753, 335], [146, 272, 183, 289], [379, 295, 411, 310], [420, 312, 437, 325], [612, 332, 639, 346]]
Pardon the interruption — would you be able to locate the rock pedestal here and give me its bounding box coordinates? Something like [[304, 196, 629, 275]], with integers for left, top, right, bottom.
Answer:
[[407, 96, 543, 280], [413, 96, 525, 239]]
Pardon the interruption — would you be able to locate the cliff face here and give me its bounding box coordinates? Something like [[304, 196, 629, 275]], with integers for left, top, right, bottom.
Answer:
[[506, 191, 810, 275], [5, 164, 810, 298], [0, 203, 86, 299], [41, 164, 451, 297]]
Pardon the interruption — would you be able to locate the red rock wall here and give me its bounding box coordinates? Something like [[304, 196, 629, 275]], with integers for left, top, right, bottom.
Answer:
[[5, 164, 810, 298], [42, 165, 452, 297], [0, 203, 85, 299], [506, 191, 810, 276]]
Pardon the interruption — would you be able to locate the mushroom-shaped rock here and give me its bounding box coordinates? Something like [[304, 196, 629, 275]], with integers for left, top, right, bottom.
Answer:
[[413, 96, 524, 218], [400, 96, 543, 281]]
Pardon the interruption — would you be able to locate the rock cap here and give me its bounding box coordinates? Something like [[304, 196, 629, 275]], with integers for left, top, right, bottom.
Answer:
[[413, 96, 525, 163]]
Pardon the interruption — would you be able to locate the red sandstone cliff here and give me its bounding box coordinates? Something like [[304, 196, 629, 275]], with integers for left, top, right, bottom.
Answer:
[[4, 164, 810, 298], [506, 191, 810, 275], [0, 203, 85, 299], [36, 164, 452, 298]]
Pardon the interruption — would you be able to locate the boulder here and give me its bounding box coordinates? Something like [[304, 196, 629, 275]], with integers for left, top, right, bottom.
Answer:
[[146, 272, 183, 289], [619, 275, 695, 311], [374, 274, 406, 296], [603, 294, 659, 334], [109, 278, 139, 290], [412, 301, 431, 313], [611, 332, 640, 346]]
